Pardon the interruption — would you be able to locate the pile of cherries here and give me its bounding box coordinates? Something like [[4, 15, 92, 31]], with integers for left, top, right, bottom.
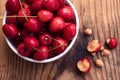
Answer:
[[2, 0, 76, 61]]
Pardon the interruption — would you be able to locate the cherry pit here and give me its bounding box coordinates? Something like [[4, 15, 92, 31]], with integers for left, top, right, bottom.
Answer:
[[2, 0, 77, 61]]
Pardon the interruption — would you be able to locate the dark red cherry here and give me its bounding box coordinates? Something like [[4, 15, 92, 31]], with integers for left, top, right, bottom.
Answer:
[[17, 42, 31, 57], [22, 2, 30, 9], [62, 23, 76, 40], [6, 0, 20, 13], [52, 36, 68, 54], [6, 15, 18, 25], [58, 0, 66, 7], [2, 24, 19, 39], [24, 36, 39, 51], [33, 46, 49, 60], [39, 33, 52, 46], [30, 0, 43, 14], [17, 8, 31, 23], [49, 17, 65, 33], [38, 9, 53, 22], [20, 29, 34, 40], [57, 6, 74, 21], [43, 0, 59, 11], [24, 18, 42, 33], [25, 0, 34, 3]]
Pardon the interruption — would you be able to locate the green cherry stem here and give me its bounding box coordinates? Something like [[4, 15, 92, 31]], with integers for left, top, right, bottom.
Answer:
[[19, 0, 28, 21], [34, 37, 67, 53], [34, 47, 44, 52], [0, 16, 37, 19], [48, 44, 66, 52], [34, 44, 66, 53], [48, 38, 67, 52], [52, 38, 62, 45]]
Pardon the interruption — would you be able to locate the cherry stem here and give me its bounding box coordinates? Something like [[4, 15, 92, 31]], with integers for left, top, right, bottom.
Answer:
[[19, 0, 28, 21], [34, 44, 66, 53], [44, 0, 48, 2], [48, 44, 66, 52], [0, 16, 37, 19], [48, 38, 67, 52], [34, 38, 67, 53], [34, 47, 44, 52], [44, 37, 49, 41], [52, 38, 63, 45]]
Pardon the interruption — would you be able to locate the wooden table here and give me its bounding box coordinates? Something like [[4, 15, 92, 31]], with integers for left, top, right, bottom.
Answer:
[[0, 0, 120, 80]]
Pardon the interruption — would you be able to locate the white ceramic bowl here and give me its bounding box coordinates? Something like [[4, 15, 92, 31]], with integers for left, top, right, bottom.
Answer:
[[2, 0, 79, 63]]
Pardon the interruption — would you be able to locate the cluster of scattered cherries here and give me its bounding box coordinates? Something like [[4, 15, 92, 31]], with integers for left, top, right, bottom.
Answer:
[[2, 0, 76, 61]]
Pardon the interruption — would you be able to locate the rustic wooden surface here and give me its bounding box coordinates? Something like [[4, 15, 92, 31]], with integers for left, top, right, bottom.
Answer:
[[0, 0, 120, 80]]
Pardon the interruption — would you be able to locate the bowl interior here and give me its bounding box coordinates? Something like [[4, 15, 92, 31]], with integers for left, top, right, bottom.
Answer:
[[2, 0, 79, 63]]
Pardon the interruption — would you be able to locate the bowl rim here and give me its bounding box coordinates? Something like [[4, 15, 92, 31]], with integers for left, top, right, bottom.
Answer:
[[2, 0, 79, 63]]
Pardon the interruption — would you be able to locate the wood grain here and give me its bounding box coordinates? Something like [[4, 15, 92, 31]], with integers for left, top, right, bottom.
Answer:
[[0, 0, 120, 80]]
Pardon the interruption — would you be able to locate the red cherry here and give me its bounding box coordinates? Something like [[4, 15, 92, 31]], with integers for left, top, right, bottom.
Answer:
[[39, 33, 52, 46], [49, 17, 65, 33], [35, 26, 47, 36], [58, 0, 66, 7], [17, 8, 31, 23], [48, 51, 55, 58], [65, 22, 73, 26], [20, 29, 34, 40], [6, 0, 20, 13], [52, 36, 68, 54], [38, 10, 53, 22], [22, 2, 30, 9], [62, 23, 76, 40], [33, 46, 49, 60], [48, 47, 56, 58], [108, 38, 118, 50], [11, 35, 22, 46], [6, 15, 18, 25], [30, 0, 43, 14], [24, 18, 42, 33], [57, 6, 74, 21], [24, 36, 39, 51], [43, 0, 59, 11], [2, 24, 19, 39], [25, 0, 34, 3], [17, 42, 30, 57]]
